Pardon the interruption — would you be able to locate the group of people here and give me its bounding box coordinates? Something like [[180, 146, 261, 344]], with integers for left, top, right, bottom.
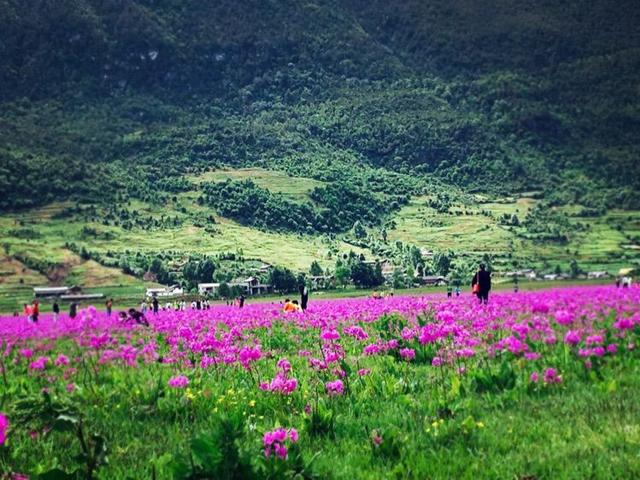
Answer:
[[22, 299, 80, 322], [282, 285, 309, 313], [616, 276, 634, 288]]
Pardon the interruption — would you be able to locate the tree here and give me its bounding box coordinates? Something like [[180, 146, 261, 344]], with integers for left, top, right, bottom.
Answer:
[[309, 261, 323, 276], [569, 260, 581, 278], [269, 266, 298, 293], [433, 252, 452, 276], [218, 282, 231, 299], [352, 221, 367, 239], [197, 258, 216, 283], [350, 261, 384, 288], [335, 265, 351, 289]]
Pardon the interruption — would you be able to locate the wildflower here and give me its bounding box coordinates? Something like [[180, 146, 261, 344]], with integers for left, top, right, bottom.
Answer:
[[363, 344, 381, 356], [530, 372, 539, 383], [66, 383, 76, 393], [54, 354, 70, 366], [19, 348, 33, 358], [431, 357, 443, 367], [29, 356, 49, 371], [168, 375, 189, 388], [564, 330, 581, 346], [263, 427, 298, 460], [320, 329, 340, 341], [0, 413, 7, 446], [358, 368, 371, 376], [399, 348, 416, 361], [325, 379, 344, 396], [543, 368, 562, 384], [606, 343, 618, 354], [555, 310, 573, 325]]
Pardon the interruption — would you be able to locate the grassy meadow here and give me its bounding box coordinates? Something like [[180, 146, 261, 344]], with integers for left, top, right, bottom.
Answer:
[[0, 168, 638, 314]]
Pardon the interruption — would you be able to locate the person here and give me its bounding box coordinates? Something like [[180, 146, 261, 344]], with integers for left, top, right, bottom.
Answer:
[[446, 284, 452, 298], [106, 298, 113, 317], [196, 298, 202, 310], [23, 303, 33, 322], [283, 298, 297, 313], [69, 302, 78, 319], [238, 294, 245, 308], [141, 301, 148, 314], [372, 290, 382, 300], [299, 284, 309, 311], [616, 277, 621, 288], [120, 308, 149, 327], [52, 300, 60, 321], [455, 286, 461, 297], [152, 296, 159, 315], [31, 300, 40, 323], [471, 263, 491, 305]]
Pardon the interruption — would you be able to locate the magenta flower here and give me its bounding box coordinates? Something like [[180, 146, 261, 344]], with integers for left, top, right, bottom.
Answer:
[[320, 329, 340, 341], [530, 371, 539, 383], [29, 356, 49, 371], [399, 348, 416, 361], [543, 368, 562, 384], [263, 427, 298, 460], [167, 375, 189, 388], [0, 413, 8, 446], [54, 354, 70, 366], [431, 357, 443, 367], [325, 379, 344, 396]]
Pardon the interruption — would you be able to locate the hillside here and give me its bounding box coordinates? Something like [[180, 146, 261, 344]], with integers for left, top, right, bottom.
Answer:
[[0, 0, 639, 304]]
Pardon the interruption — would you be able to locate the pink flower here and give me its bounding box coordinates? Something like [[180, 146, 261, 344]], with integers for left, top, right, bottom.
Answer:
[[325, 379, 344, 396], [29, 356, 49, 371], [363, 344, 381, 356], [0, 413, 7, 446], [358, 368, 371, 376], [66, 383, 76, 393], [543, 368, 562, 384], [19, 348, 33, 358], [289, 428, 298, 442], [555, 310, 574, 325], [431, 357, 443, 367], [530, 372, 539, 383], [320, 329, 340, 341], [167, 375, 189, 388], [399, 348, 416, 361], [276, 358, 291, 373], [55, 354, 70, 366], [564, 330, 581, 346]]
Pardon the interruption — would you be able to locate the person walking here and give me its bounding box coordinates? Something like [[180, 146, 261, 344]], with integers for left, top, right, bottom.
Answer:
[[69, 302, 78, 319], [23, 303, 33, 322], [106, 298, 113, 317], [32, 300, 40, 323], [52, 300, 60, 321], [471, 263, 491, 305], [152, 296, 159, 315], [299, 284, 309, 311], [238, 294, 245, 308]]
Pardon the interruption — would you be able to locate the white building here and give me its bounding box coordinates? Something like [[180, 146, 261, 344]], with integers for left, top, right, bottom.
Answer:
[[146, 285, 184, 298]]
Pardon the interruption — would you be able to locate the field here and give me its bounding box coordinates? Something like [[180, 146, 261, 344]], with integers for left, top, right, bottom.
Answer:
[[0, 168, 638, 314], [1, 285, 639, 478]]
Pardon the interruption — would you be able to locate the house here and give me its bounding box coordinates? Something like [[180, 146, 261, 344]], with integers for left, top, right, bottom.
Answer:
[[146, 285, 184, 298], [416, 275, 447, 286], [198, 277, 272, 296], [543, 274, 559, 281], [33, 286, 81, 298], [587, 271, 609, 279], [502, 269, 536, 280]]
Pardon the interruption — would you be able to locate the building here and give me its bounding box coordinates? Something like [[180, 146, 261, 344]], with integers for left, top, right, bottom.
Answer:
[[33, 286, 81, 298], [587, 271, 609, 279], [146, 285, 184, 298], [416, 275, 447, 286], [198, 277, 272, 296]]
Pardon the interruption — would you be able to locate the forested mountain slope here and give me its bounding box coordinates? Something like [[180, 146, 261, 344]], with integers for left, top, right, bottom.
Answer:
[[1, 0, 639, 212]]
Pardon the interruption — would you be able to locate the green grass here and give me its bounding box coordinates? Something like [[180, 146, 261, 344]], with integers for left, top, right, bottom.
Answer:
[[188, 168, 325, 201]]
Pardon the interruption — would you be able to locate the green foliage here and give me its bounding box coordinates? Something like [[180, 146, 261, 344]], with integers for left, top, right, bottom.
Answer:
[[269, 266, 298, 293]]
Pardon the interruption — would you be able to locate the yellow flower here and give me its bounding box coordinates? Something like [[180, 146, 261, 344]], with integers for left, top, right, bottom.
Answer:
[[431, 421, 439, 428], [476, 422, 485, 429], [248, 400, 256, 408], [213, 407, 218, 413]]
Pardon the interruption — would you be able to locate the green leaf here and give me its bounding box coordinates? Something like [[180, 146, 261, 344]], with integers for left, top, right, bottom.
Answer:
[[38, 469, 81, 480]]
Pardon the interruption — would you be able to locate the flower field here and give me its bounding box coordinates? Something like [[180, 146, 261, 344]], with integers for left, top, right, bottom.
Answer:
[[1, 286, 640, 479]]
